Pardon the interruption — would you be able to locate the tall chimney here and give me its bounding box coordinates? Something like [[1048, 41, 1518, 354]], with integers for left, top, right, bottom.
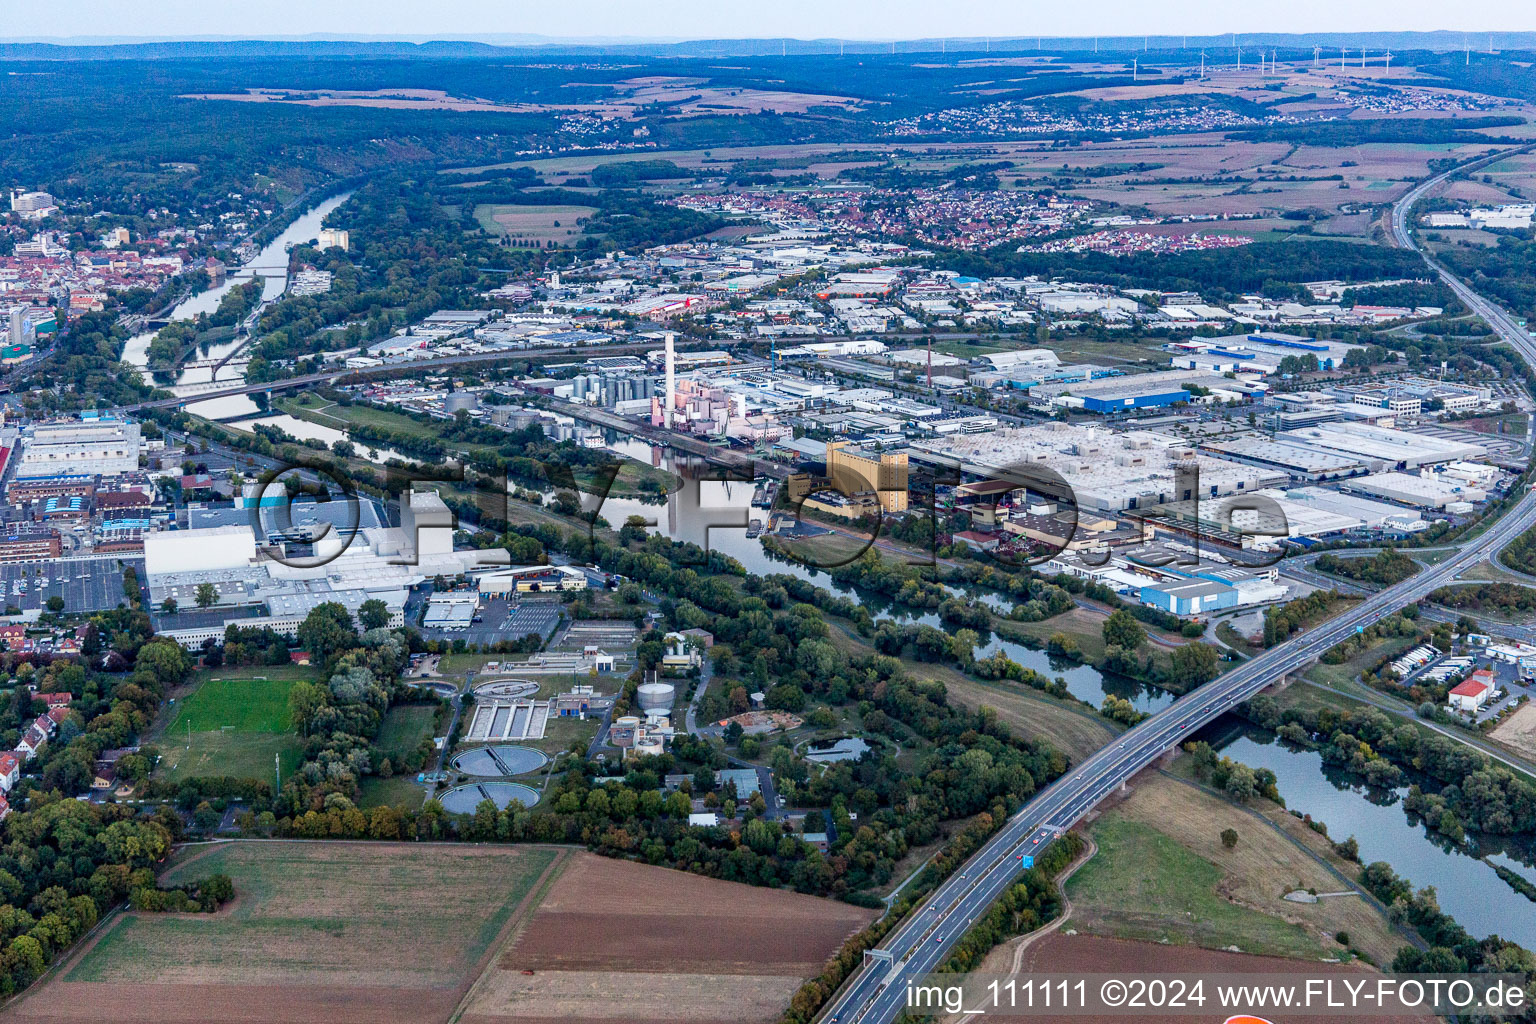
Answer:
[[664, 331, 676, 430]]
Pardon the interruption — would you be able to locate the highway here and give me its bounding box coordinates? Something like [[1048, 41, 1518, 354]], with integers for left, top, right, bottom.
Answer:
[[819, 154, 1536, 1024]]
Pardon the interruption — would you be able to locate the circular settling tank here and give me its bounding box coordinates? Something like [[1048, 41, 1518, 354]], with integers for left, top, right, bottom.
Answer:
[[441, 781, 540, 813], [452, 744, 549, 777]]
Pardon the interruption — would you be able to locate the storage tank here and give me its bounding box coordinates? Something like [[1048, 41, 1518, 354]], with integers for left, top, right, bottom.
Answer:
[[445, 391, 479, 414], [637, 682, 676, 712], [633, 736, 664, 758]]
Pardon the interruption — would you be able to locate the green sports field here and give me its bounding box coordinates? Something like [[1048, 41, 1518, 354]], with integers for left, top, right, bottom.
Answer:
[[158, 669, 307, 783]]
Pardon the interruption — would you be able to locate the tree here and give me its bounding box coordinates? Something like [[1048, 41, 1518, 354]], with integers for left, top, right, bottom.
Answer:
[[357, 598, 390, 632], [1220, 827, 1239, 849], [1224, 763, 1258, 802], [194, 583, 218, 609], [161, 597, 178, 615], [45, 595, 64, 613], [1102, 609, 1146, 650], [296, 602, 357, 663], [1169, 642, 1221, 689]]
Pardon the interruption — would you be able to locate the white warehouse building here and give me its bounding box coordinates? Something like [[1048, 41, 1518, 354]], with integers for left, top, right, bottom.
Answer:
[[17, 418, 141, 478]]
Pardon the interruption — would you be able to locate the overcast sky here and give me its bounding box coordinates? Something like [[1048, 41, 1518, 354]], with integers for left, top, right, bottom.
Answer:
[[7, 1, 1535, 43]]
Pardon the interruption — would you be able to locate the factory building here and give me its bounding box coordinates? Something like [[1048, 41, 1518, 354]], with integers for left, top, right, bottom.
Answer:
[[1140, 578, 1238, 616], [145, 493, 484, 649], [476, 565, 588, 595], [1029, 369, 1265, 414], [17, 417, 141, 478], [1344, 472, 1487, 510], [1246, 487, 1425, 538], [910, 424, 1283, 513], [1277, 422, 1485, 471], [1200, 437, 1365, 482], [825, 441, 909, 514]]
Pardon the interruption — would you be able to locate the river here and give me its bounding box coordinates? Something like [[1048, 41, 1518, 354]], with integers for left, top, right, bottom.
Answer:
[[596, 436, 1174, 713], [1215, 726, 1536, 948], [121, 192, 353, 420]]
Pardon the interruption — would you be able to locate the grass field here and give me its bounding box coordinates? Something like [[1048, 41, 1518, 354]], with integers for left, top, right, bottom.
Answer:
[[359, 773, 429, 810], [1068, 812, 1329, 960], [17, 842, 564, 1024], [376, 703, 438, 763], [157, 669, 308, 783], [473, 203, 596, 245], [1075, 773, 1406, 963]]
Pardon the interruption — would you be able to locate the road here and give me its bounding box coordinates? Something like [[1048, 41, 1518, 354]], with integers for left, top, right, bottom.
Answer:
[[819, 153, 1536, 1024]]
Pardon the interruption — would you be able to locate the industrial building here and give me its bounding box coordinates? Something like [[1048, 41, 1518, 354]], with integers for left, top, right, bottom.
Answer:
[[16, 417, 141, 479], [477, 565, 588, 595], [825, 441, 909, 514], [1140, 578, 1238, 616], [1277, 422, 1486, 471], [1200, 437, 1365, 482], [909, 424, 1283, 513], [1166, 332, 1361, 373], [1344, 472, 1487, 510], [1247, 486, 1425, 538], [145, 492, 484, 649], [1029, 369, 1265, 413], [423, 593, 477, 630]]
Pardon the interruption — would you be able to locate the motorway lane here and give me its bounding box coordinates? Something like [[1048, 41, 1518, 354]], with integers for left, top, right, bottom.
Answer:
[[823, 157, 1536, 1024]]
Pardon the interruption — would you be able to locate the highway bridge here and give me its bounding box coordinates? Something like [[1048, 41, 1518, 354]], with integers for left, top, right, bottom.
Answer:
[[819, 154, 1536, 1024]]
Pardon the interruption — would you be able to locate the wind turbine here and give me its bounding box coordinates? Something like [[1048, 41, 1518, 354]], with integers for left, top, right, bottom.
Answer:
[[1384, 51, 1392, 75], [1132, 57, 1138, 81], [1200, 50, 1206, 78], [1237, 47, 1242, 72], [1341, 47, 1348, 70], [1313, 45, 1321, 68]]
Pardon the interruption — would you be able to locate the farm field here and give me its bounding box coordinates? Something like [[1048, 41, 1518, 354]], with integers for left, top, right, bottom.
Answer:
[[472, 203, 596, 245], [12, 842, 564, 1024], [156, 669, 307, 783], [457, 851, 875, 1024], [1066, 773, 1406, 963]]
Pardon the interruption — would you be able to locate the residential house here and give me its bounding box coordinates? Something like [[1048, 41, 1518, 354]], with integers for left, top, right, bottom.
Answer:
[[16, 726, 46, 759]]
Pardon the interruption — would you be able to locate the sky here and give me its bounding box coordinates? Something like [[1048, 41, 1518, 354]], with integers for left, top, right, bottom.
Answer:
[[7, 0, 1536, 43]]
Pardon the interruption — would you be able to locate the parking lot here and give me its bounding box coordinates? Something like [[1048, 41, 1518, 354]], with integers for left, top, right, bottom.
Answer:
[[0, 556, 146, 614]]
